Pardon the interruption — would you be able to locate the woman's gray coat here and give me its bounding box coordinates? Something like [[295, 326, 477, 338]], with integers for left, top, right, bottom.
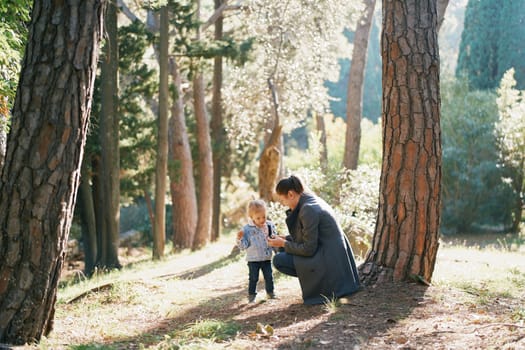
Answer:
[[282, 193, 360, 304]]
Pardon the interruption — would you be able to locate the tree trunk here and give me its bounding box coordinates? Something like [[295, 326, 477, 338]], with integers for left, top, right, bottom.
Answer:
[[168, 58, 197, 250], [153, 5, 170, 259], [343, 0, 376, 170], [316, 113, 328, 172], [192, 0, 214, 250], [0, 0, 105, 344], [210, 0, 224, 242], [192, 71, 214, 250], [436, 0, 450, 32], [0, 98, 6, 170], [79, 158, 97, 276], [259, 78, 282, 202], [359, 0, 442, 286], [99, 0, 121, 269]]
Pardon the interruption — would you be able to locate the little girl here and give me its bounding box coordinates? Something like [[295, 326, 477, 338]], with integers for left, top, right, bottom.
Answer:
[[237, 199, 278, 303]]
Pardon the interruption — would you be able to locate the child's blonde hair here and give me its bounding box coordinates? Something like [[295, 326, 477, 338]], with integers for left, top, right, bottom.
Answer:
[[247, 199, 267, 218]]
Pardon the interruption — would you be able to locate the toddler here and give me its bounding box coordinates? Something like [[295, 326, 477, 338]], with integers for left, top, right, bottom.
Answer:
[[237, 199, 277, 303]]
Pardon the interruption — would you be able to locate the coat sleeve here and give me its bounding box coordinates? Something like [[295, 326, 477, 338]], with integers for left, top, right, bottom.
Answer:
[[284, 204, 319, 257], [237, 227, 250, 250]]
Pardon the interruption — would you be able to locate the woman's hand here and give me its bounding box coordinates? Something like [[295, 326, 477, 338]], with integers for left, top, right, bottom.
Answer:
[[267, 235, 286, 248]]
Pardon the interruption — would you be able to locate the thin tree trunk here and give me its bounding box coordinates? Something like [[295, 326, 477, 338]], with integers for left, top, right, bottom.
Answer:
[[316, 113, 328, 172], [192, 0, 214, 250], [259, 78, 282, 202], [192, 72, 214, 250], [143, 189, 155, 229], [0, 98, 6, 170], [79, 159, 97, 276], [99, 0, 121, 269], [210, 0, 224, 242], [343, 0, 376, 170], [0, 0, 105, 343], [437, 0, 450, 32], [153, 5, 170, 259], [359, 0, 442, 285], [92, 155, 106, 265], [169, 58, 197, 250]]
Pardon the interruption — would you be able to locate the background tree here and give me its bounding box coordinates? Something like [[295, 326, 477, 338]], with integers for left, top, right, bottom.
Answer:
[[440, 78, 513, 233], [343, 0, 376, 170], [456, 0, 525, 90], [153, 4, 170, 259], [0, 0, 31, 167], [98, 0, 121, 269], [191, 0, 214, 250], [359, 0, 442, 285], [0, 0, 105, 343], [223, 0, 359, 194], [495, 69, 525, 233], [210, 0, 225, 241]]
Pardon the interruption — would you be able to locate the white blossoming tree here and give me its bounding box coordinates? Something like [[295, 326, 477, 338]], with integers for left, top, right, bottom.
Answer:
[[495, 68, 525, 232]]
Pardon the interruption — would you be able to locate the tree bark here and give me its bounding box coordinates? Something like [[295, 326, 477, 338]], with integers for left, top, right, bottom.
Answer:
[[259, 78, 282, 202], [0, 0, 105, 344], [192, 0, 214, 250], [153, 5, 170, 259], [210, 0, 224, 242], [98, 0, 121, 269], [192, 71, 214, 250], [359, 0, 442, 285], [343, 0, 376, 170], [0, 98, 6, 170], [436, 0, 450, 32], [168, 58, 197, 250], [79, 158, 97, 276], [316, 113, 328, 173]]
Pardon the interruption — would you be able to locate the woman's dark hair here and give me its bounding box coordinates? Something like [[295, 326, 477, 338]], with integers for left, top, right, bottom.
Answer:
[[275, 175, 304, 195]]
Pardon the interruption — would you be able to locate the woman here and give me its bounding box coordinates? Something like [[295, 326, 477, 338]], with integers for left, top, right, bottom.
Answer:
[[267, 175, 361, 304]]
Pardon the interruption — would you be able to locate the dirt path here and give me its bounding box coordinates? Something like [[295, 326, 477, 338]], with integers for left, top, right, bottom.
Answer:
[[19, 239, 525, 349]]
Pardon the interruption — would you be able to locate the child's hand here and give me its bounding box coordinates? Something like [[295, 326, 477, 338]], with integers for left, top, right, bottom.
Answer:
[[236, 230, 244, 240]]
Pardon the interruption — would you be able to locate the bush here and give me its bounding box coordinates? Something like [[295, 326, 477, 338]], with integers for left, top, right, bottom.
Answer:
[[441, 78, 515, 233]]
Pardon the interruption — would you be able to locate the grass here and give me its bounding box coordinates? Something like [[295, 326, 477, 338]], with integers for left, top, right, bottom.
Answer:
[[24, 230, 525, 349]]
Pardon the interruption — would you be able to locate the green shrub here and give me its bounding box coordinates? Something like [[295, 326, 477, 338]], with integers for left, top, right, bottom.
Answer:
[[441, 78, 515, 233]]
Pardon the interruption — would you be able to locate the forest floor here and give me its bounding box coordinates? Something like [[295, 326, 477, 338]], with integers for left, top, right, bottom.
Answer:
[[12, 232, 525, 350]]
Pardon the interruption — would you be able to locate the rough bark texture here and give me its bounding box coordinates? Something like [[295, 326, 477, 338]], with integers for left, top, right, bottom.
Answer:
[[343, 0, 376, 170], [0, 0, 105, 344], [98, 0, 120, 268], [153, 5, 169, 259], [210, 0, 224, 242], [359, 0, 442, 285], [169, 59, 197, 250]]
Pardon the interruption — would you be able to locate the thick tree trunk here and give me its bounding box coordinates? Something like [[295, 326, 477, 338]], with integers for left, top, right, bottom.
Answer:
[[153, 5, 169, 259], [168, 59, 197, 250], [0, 0, 105, 344], [359, 0, 442, 285], [99, 0, 121, 269], [210, 0, 224, 242], [343, 0, 376, 170], [192, 72, 214, 250]]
